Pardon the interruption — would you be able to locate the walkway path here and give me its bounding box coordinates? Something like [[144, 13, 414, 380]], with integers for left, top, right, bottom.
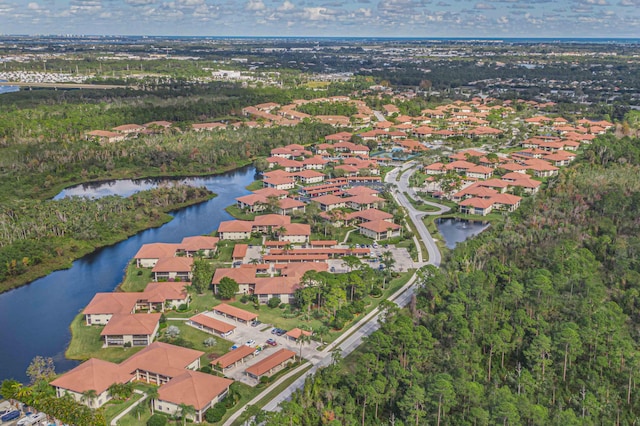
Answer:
[[111, 390, 147, 426]]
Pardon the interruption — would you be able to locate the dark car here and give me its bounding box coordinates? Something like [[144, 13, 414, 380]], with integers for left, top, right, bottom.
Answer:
[[1, 410, 21, 422], [275, 328, 286, 336]]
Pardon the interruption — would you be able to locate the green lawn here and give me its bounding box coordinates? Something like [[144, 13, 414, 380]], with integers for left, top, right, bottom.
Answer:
[[346, 231, 375, 246], [225, 205, 258, 221], [160, 321, 232, 357], [405, 192, 441, 212], [118, 262, 154, 292], [103, 391, 144, 424], [245, 180, 264, 191], [224, 300, 327, 338], [66, 314, 145, 362]]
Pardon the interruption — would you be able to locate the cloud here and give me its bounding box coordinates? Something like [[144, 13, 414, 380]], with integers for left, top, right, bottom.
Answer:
[[27, 2, 42, 10], [125, 0, 155, 5], [278, 0, 295, 11], [618, 0, 639, 5], [246, 0, 266, 11], [475, 2, 496, 9], [69, 0, 103, 14], [302, 6, 335, 20]]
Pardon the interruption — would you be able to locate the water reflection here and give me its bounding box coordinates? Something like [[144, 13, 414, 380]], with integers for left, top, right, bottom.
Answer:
[[435, 218, 490, 249]]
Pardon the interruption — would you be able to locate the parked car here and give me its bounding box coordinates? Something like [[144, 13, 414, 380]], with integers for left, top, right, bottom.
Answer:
[[266, 338, 277, 346], [275, 328, 286, 336], [1, 410, 21, 422], [18, 412, 46, 426], [230, 344, 239, 350], [250, 320, 261, 327], [245, 339, 256, 347]]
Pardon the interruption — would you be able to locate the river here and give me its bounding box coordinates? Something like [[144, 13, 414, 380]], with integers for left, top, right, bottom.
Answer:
[[0, 166, 256, 383], [435, 218, 490, 249]]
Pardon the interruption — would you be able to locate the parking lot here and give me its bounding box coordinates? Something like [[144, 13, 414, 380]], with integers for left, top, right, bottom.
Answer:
[[197, 311, 320, 386], [329, 244, 416, 274]]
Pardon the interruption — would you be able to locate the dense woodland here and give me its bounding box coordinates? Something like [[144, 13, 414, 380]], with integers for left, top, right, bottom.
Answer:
[[0, 185, 212, 292], [259, 135, 640, 425]]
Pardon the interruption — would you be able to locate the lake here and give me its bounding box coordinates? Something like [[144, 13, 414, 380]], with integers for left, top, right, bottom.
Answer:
[[435, 218, 490, 249], [0, 166, 256, 383]]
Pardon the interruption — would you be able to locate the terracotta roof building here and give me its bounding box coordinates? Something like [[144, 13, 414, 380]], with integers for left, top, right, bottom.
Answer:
[[154, 371, 233, 423]]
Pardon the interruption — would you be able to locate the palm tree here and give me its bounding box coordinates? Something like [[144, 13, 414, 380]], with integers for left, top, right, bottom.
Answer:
[[131, 401, 146, 421], [81, 389, 98, 408], [147, 386, 159, 415], [178, 403, 196, 425], [297, 332, 312, 361]]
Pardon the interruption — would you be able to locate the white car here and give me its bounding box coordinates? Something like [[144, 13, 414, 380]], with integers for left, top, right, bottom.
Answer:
[[245, 339, 256, 347], [18, 412, 46, 426]]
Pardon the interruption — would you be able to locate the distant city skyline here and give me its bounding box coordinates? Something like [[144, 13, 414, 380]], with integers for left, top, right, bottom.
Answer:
[[0, 0, 639, 38]]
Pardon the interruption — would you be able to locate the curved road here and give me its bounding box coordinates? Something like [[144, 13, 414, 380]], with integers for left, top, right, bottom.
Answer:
[[223, 162, 448, 425], [385, 161, 450, 267]]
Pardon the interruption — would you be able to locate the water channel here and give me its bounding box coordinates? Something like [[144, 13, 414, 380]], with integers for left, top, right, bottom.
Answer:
[[435, 218, 490, 249], [0, 165, 256, 383]]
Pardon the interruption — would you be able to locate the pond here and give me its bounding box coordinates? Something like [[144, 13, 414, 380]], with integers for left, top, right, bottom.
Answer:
[[435, 218, 490, 249], [0, 166, 257, 383]]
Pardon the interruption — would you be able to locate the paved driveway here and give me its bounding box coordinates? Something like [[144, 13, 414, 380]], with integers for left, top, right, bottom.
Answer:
[[203, 312, 320, 386]]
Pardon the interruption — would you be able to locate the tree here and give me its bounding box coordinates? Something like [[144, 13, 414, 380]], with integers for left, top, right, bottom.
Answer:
[[178, 403, 196, 425], [147, 386, 159, 415], [26, 355, 56, 384], [297, 332, 312, 361], [131, 401, 146, 421], [267, 297, 281, 308], [218, 276, 239, 299], [147, 413, 167, 426], [165, 325, 181, 338], [191, 259, 214, 294], [81, 389, 98, 407]]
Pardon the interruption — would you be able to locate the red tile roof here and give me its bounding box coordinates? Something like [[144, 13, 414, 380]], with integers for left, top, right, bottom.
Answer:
[[245, 348, 296, 377], [50, 358, 132, 394], [158, 370, 232, 411], [101, 313, 161, 336], [213, 303, 258, 322], [210, 345, 256, 369], [189, 314, 236, 334], [152, 257, 193, 273]]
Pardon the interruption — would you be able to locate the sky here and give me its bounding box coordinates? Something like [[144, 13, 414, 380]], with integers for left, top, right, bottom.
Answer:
[[0, 0, 639, 38]]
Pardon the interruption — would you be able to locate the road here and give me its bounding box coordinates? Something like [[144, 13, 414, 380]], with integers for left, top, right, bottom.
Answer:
[[223, 162, 448, 425], [385, 161, 450, 267]]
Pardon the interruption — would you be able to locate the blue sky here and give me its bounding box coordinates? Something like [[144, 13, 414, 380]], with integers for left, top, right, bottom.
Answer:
[[0, 0, 639, 37]]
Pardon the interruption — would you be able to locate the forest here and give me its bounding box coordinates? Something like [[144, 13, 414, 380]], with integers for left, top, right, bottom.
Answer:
[[0, 185, 212, 293], [0, 82, 338, 293], [258, 135, 640, 425]]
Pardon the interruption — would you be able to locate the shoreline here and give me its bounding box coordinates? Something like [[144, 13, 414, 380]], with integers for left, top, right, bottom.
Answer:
[[0, 192, 217, 295]]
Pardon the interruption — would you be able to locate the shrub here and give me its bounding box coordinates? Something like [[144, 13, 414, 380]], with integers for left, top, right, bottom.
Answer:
[[178, 304, 188, 312], [240, 294, 251, 304], [370, 286, 382, 297], [203, 337, 216, 347], [166, 325, 181, 338], [205, 402, 226, 423], [147, 414, 168, 426], [199, 365, 212, 374], [279, 303, 287, 309], [267, 297, 281, 309]]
